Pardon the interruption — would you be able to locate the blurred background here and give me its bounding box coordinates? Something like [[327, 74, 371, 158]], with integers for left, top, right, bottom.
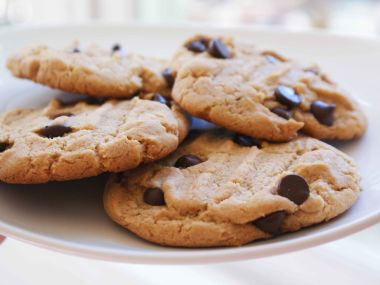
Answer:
[[2, 0, 380, 36]]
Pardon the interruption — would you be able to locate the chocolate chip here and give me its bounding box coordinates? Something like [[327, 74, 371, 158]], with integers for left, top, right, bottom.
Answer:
[[72, 48, 80, 53], [143, 188, 165, 206], [162, 68, 175, 88], [278, 174, 310, 205], [114, 172, 125, 184], [274, 86, 302, 108], [86, 97, 107, 105], [233, 134, 261, 148], [57, 94, 107, 106], [0, 142, 12, 153], [49, 112, 74, 119], [266, 55, 280, 64], [111, 44, 121, 53], [38, 125, 72, 139], [271, 107, 292, 120], [57, 95, 83, 106], [311, 100, 336, 126], [152, 93, 171, 107], [208, 39, 230, 59], [175, 154, 203, 169], [252, 211, 287, 235], [190, 117, 217, 131], [186, 40, 207, 53]]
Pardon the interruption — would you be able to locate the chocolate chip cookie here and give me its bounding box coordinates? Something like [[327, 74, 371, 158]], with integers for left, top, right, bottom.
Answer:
[[0, 95, 189, 183], [171, 35, 367, 141], [7, 44, 173, 98], [104, 130, 360, 247]]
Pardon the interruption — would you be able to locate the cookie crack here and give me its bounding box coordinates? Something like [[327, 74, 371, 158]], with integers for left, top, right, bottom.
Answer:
[[199, 145, 341, 224]]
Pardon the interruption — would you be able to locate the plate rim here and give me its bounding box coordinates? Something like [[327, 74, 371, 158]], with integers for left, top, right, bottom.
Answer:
[[0, 22, 379, 264], [0, 211, 378, 264]]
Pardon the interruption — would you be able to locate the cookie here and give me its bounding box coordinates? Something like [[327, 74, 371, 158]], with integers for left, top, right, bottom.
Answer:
[[104, 130, 360, 247], [7, 44, 173, 98], [0, 95, 190, 183], [171, 35, 367, 141]]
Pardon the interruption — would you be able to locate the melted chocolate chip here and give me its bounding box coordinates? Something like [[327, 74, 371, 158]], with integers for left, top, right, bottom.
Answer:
[[311, 100, 336, 126], [175, 154, 203, 169], [271, 107, 292, 120], [72, 48, 80, 53], [233, 134, 261, 148], [152, 93, 171, 107], [86, 97, 108, 105], [143, 188, 165, 206], [49, 112, 74, 119], [114, 172, 125, 183], [57, 94, 107, 106], [274, 86, 302, 108], [0, 142, 12, 153], [186, 40, 207, 53], [162, 68, 175, 88], [57, 95, 82, 106], [278, 174, 310, 205], [252, 211, 287, 235], [112, 44, 121, 53], [190, 117, 217, 131], [38, 125, 72, 139], [208, 39, 230, 59]]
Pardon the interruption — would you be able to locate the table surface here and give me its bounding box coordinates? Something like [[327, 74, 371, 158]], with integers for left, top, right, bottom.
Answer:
[[1, 225, 379, 285]]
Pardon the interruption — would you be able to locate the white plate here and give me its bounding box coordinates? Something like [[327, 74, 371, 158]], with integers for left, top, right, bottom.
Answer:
[[0, 23, 379, 264]]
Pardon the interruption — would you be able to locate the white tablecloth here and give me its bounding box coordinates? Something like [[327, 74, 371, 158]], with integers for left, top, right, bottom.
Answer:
[[1, 225, 379, 285]]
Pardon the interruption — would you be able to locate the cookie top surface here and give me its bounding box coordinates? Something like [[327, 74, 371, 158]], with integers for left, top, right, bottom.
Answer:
[[171, 35, 367, 141], [7, 44, 173, 98], [104, 130, 360, 247], [0, 96, 190, 183]]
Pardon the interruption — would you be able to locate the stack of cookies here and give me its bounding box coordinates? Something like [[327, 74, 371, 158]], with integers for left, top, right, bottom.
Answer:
[[3, 35, 367, 247]]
